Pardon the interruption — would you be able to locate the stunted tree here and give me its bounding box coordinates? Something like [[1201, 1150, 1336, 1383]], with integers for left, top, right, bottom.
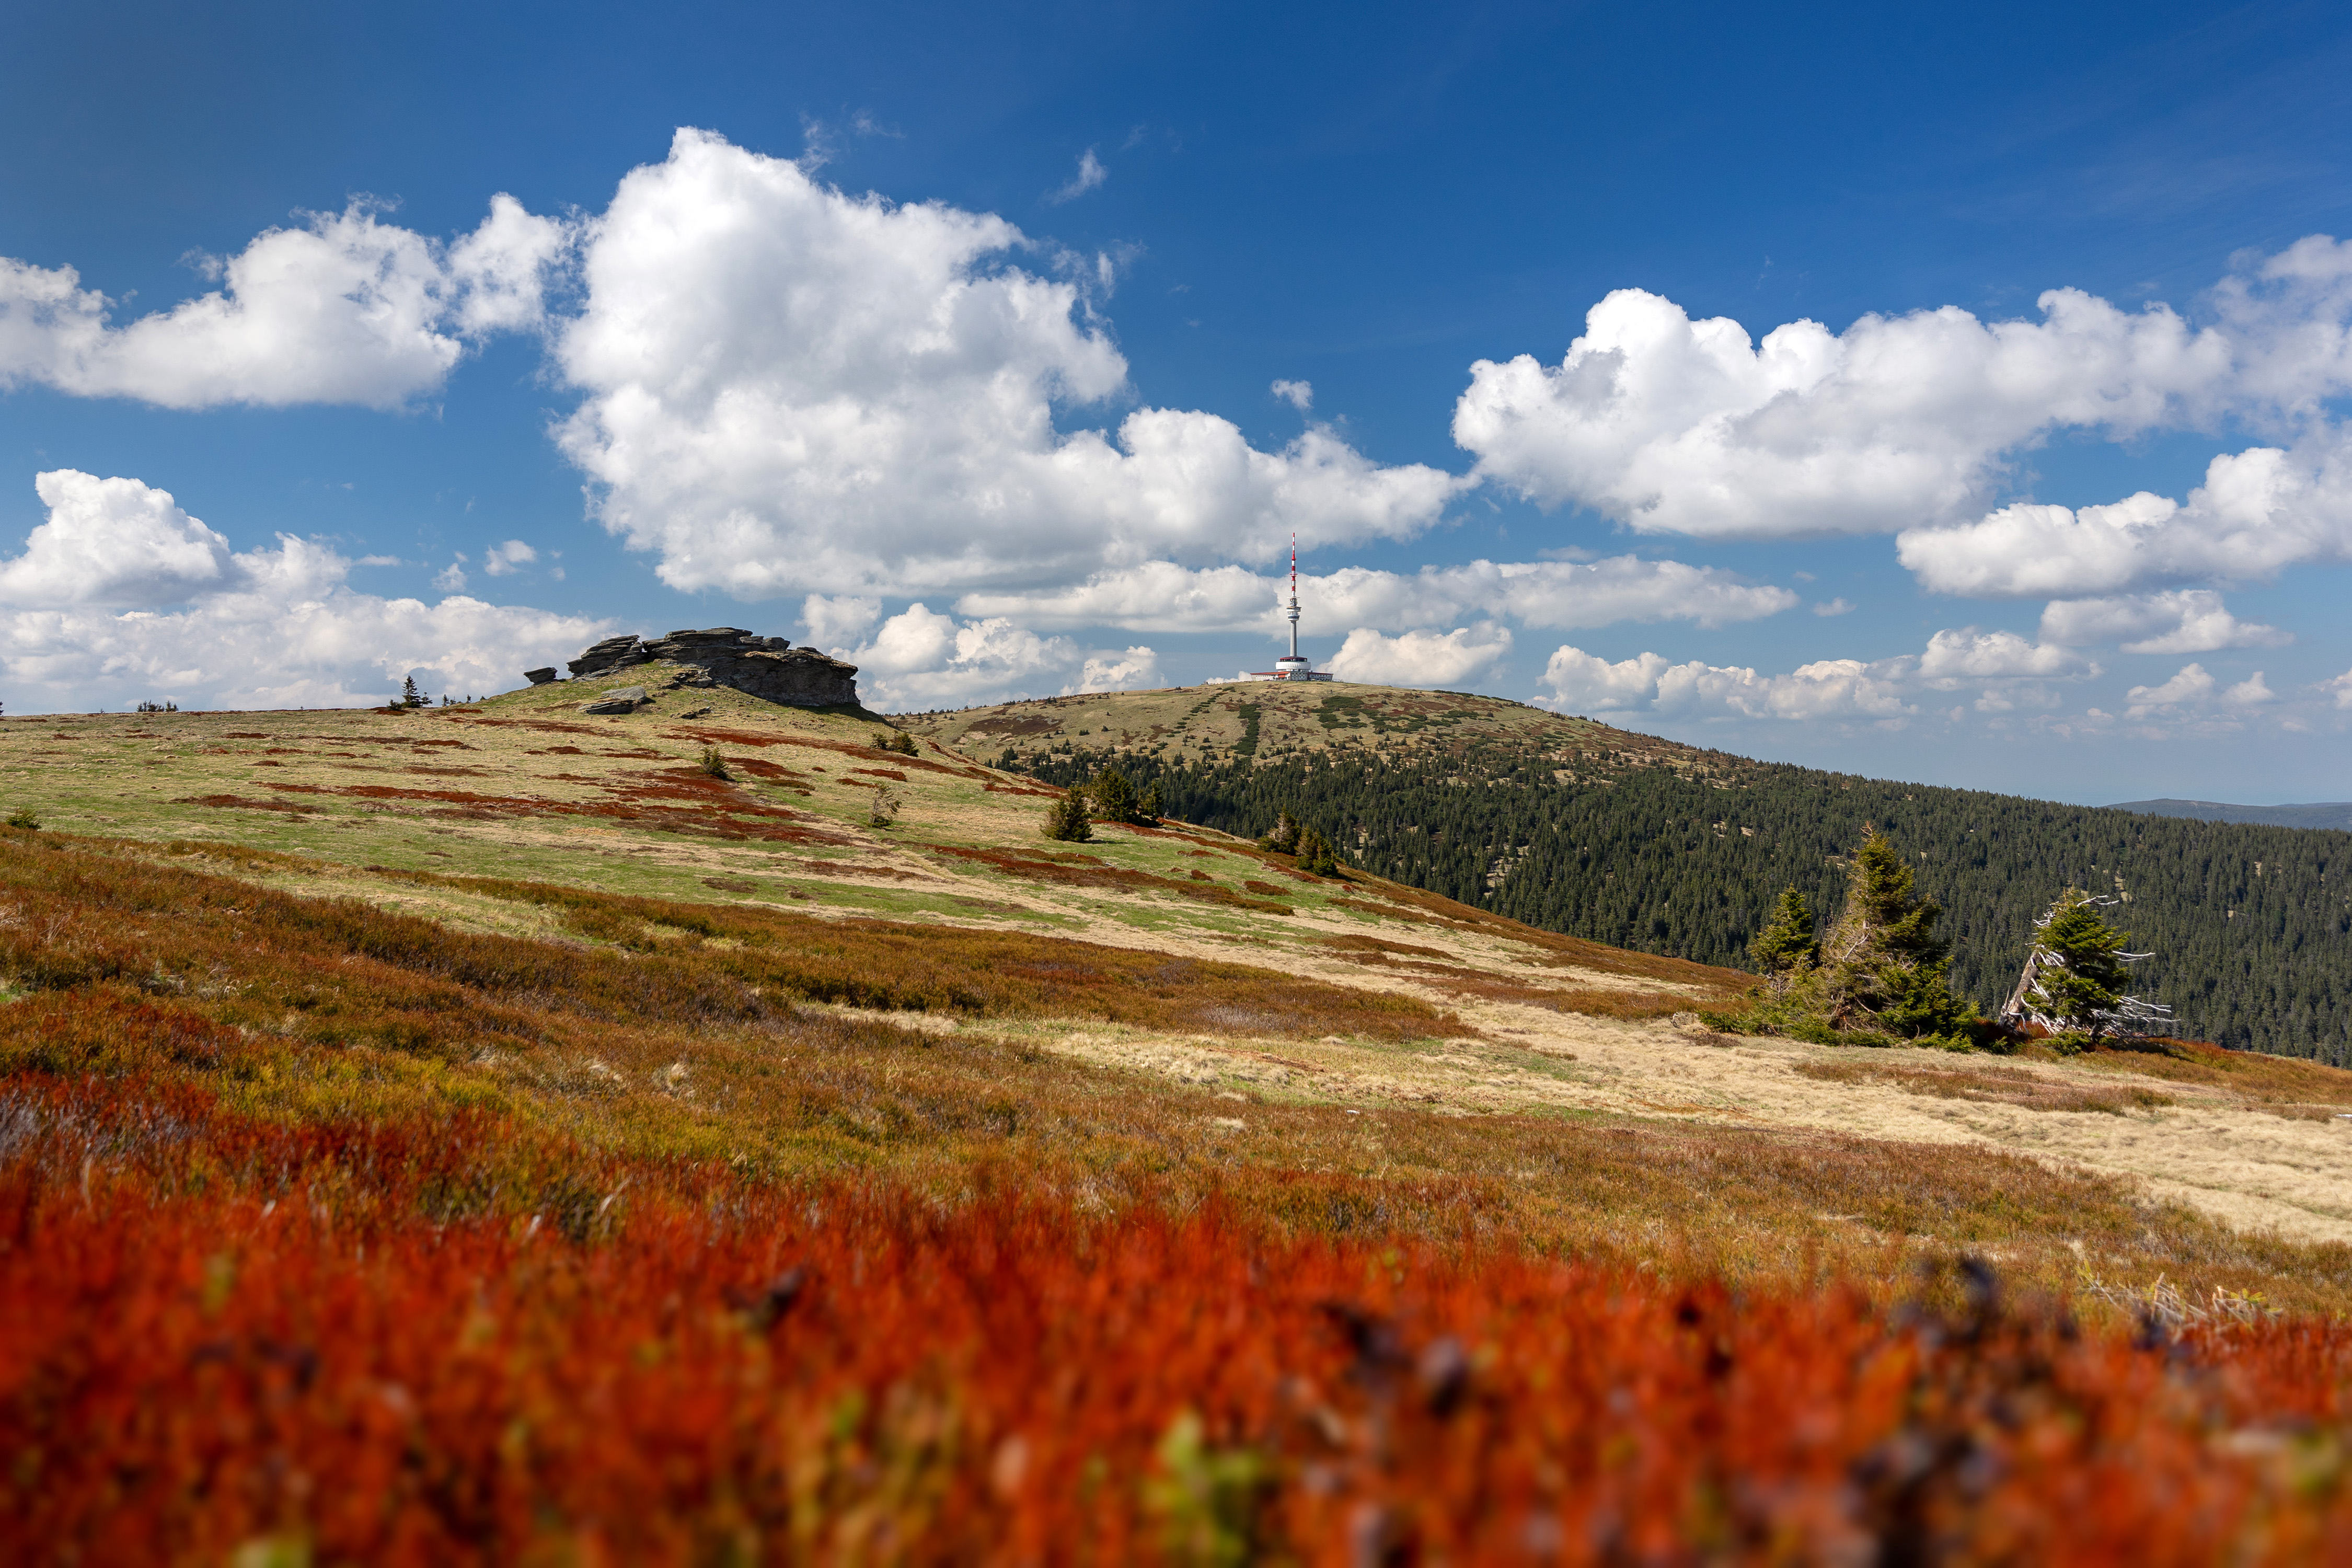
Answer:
[[1748, 887, 1818, 990], [1999, 888, 2171, 1050], [1296, 826, 1340, 878], [1043, 785, 1093, 843], [1819, 831, 1976, 1042], [1256, 812, 1302, 855], [1088, 767, 1147, 825], [398, 676, 428, 710]]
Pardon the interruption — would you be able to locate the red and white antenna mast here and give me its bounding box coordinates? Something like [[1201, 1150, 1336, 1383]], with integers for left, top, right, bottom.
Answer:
[[1285, 532, 1302, 663]]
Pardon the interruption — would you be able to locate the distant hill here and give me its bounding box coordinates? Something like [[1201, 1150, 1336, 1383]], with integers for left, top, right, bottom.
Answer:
[[908, 682, 2352, 1066], [2111, 799, 2352, 832]]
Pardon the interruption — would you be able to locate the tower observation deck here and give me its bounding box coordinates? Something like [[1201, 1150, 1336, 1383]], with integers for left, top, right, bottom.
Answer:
[[1253, 536, 1334, 683]]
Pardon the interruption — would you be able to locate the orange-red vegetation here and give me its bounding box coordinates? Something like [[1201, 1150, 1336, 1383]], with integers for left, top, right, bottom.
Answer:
[[3, 1066, 2348, 1565]]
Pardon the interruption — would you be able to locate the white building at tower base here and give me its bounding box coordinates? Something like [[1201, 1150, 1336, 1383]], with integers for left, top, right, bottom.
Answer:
[[1250, 538, 1335, 682]]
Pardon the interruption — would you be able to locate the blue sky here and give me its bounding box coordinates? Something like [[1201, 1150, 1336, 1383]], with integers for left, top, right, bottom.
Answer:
[[3, 0, 2350, 802]]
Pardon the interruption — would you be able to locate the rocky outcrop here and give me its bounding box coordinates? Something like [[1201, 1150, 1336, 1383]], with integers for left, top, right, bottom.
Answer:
[[558, 628, 860, 709], [568, 636, 653, 680], [524, 667, 558, 686]]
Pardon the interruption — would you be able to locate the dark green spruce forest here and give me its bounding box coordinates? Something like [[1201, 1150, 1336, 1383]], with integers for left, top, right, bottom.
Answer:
[[1016, 716, 2352, 1065]]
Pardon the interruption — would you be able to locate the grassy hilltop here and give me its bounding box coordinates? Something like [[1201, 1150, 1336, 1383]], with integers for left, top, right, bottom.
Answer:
[[5, 668, 2352, 1557]]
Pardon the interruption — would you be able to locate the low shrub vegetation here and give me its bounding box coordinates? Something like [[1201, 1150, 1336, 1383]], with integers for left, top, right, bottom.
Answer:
[[4, 831, 2351, 1557]]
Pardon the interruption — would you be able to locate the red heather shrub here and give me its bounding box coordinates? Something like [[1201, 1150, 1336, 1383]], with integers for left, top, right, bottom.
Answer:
[[1, 1073, 2348, 1564]]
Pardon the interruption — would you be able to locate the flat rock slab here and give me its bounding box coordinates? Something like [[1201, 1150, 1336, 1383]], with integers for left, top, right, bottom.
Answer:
[[582, 686, 647, 714]]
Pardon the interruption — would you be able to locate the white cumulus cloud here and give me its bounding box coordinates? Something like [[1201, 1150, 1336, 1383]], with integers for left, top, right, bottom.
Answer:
[[1538, 644, 1916, 722], [846, 603, 1084, 710], [0, 469, 238, 605], [1455, 284, 2233, 539], [2124, 663, 2219, 717], [2037, 589, 2290, 653], [0, 195, 564, 410], [1456, 238, 2352, 560], [1271, 379, 1312, 410], [1328, 624, 1513, 687], [1915, 628, 2096, 683], [800, 593, 882, 654], [1896, 439, 2352, 597], [1071, 647, 1162, 693], [551, 129, 1461, 601], [0, 472, 604, 711]]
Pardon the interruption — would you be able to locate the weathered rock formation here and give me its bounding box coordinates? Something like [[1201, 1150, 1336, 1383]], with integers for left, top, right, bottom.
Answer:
[[553, 628, 859, 708], [523, 667, 558, 685]]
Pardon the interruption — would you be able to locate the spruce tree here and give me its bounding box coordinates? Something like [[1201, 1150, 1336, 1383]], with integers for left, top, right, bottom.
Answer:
[[1820, 831, 1976, 1043], [2001, 888, 2170, 1049], [1296, 827, 1339, 877], [1748, 887, 1818, 982], [1088, 767, 1142, 824], [1042, 785, 1093, 842]]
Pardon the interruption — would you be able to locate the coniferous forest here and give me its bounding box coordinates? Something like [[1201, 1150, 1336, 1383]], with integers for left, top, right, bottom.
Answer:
[[1020, 736, 2352, 1065]]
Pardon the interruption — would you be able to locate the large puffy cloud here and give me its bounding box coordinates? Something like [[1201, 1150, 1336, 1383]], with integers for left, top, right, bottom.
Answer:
[[0, 470, 238, 605], [1896, 440, 2352, 597], [1456, 286, 2233, 539], [0, 197, 564, 410], [1328, 624, 1513, 687], [551, 129, 1462, 599], [840, 602, 1157, 709], [955, 555, 1795, 634], [1456, 238, 2352, 546], [1914, 628, 2096, 683], [0, 472, 603, 710], [2037, 589, 2290, 654]]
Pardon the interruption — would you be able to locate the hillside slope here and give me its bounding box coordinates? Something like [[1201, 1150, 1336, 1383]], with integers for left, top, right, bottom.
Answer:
[[6, 670, 2352, 1245], [906, 682, 2352, 1064]]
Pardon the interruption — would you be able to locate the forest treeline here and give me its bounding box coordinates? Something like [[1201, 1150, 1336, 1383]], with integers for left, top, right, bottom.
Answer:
[[1017, 735, 2351, 1065]]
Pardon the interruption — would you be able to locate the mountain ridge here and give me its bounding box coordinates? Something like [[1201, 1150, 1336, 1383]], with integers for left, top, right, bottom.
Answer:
[[2111, 798, 2352, 832]]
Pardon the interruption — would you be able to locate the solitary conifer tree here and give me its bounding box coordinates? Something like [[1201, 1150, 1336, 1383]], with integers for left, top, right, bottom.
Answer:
[[2000, 888, 2171, 1049], [1748, 888, 1818, 989], [1043, 785, 1093, 842]]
